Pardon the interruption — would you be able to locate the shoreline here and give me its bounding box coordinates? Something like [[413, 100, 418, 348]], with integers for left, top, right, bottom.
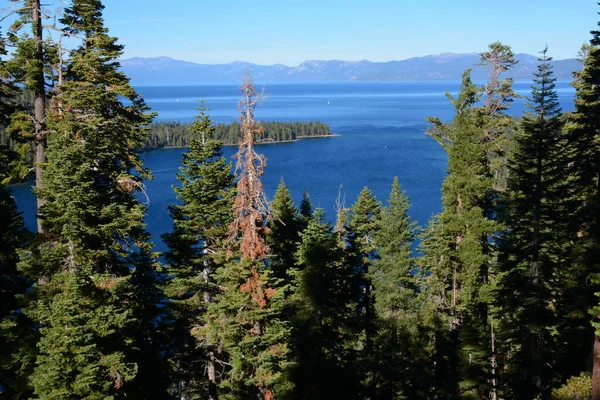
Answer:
[[152, 133, 341, 150]]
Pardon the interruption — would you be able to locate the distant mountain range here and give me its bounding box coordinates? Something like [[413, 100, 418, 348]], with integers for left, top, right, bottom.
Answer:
[[119, 53, 581, 85]]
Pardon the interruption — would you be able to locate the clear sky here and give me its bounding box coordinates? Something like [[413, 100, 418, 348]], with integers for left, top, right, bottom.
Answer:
[[4, 0, 599, 65]]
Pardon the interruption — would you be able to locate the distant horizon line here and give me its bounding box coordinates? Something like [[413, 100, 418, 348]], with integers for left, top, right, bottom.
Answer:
[[130, 79, 577, 87], [119, 51, 576, 68]]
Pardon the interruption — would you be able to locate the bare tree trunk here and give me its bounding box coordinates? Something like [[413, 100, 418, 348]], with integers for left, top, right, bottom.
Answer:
[[364, 280, 374, 400], [207, 350, 218, 400], [593, 333, 600, 400], [490, 319, 497, 400], [202, 246, 218, 400], [32, 0, 46, 234]]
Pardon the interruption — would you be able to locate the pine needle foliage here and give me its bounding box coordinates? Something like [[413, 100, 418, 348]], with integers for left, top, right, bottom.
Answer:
[[162, 104, 235, 399], [369, 177, 423, 398], [267, 178, 303, 286], [496, 47, 572, 399], [290, 208, 359, 400], [0, 28, 34, 398], [18, 1, 166, 397]]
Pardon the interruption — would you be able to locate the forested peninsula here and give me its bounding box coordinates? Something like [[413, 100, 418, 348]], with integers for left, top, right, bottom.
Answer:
[[142, 120, 334, 151], [0, 109, 334, 162]]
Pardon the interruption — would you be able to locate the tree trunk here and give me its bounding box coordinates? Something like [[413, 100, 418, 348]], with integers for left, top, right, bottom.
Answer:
[[207, 351, 218, 400], [32, 0, 46, 234], [593, 333, 600, 400], [490, 319, 497, 400], [202, 245, 218, 400], [364, 279, 374, 400]]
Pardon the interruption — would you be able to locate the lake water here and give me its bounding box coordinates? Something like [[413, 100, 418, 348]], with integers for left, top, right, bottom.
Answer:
[[11, 81, 576, 251]]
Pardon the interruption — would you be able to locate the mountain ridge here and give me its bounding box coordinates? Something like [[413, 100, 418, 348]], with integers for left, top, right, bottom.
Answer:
[[119, 53, 581, 85]]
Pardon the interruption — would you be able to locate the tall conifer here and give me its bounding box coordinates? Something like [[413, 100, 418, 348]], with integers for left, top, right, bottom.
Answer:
[[347, 187, 381, 399], [290, 208, 358, 399], [18, 1, 166, 397], [0, 29, 33, 397], [420, 89, 497, 398], [369, 177, 423, 398], [162, 105, 235, 399], [496, 47, 571, 398], [205, 74, 291, 399], [5, 0, 55, 232], [267, 178, 302, 285], [567, 8, 600, 396]]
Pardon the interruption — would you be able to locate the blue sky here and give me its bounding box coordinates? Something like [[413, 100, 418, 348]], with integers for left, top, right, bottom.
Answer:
[[5, 0, 599, 65]]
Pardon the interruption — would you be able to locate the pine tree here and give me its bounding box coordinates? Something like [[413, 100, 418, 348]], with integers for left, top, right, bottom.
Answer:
[[0, 29, 34, 397], [204, 73, 292, 399], [289, 208, 359, 400], [299, 190, 313, 221], [421, 43, 519, 398], [6, 0, 55, 232], [496, 47, 571, 398], [567, 9, 600, 397], [369, 177, 423, 398], [267, 178, 302, 285], [426, 68, 482, 148], [347, 187, 381, 399], [18, 1, 167, 397], [420, 92, 497, 398], [162, 104, 235, 399], [476, 42, 519, 190]]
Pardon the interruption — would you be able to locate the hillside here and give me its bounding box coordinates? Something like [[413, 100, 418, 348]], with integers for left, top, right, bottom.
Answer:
[[119, 53, 581, 85]]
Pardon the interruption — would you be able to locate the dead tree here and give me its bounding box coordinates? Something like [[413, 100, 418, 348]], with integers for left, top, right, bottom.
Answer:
[[228, 71, 270, 260]]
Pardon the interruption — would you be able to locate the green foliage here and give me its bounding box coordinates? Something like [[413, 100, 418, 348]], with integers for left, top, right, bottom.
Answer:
[[371, 177, 417, 327], [289, 208, 359, 399], [299, 190, 313, 221], [421, 65, 500, 397], [267, 178, 302, 285], [370, 178, 429, 398], [0, 26, 34, 398], [204, 257, 293, 399], [162, 105, 235, 398], [203, 75, 292, 399], [3, 8, 600, 398], [141, 120, 332, 151], [495, 47, 573, 399], [426, 69, 482, 147], [18, 1, 168, 397], [347, 187, 381, 397], [566, 10, 600, 397], [552, 373, 592, 400], [569, 25, 600, 306]]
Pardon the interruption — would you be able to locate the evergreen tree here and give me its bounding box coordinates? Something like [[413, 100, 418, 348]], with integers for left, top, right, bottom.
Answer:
[[0, 176, 33, 398], [290, 209, 359, 399], [567, 9, 600, 397], [18, 1, 167, 397], [369, 177, 423, 398], [267, 178, 302, 285], [299, 190, 313, 222], [162, 105, 235, 399], [476, 42, 519, 190], [420, 95, 497, 398], [347, 187, 381, 399], [421, 43, 519, 398], [0, 28, 33, 397], [426, 68, 482, 148], [496, 47, 571, 399], [6, 0, 57, 232], [204, 73, 292, 399]]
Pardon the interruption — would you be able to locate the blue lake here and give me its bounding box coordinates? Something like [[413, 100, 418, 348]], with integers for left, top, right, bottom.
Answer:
[[11, 81, 576, 251]]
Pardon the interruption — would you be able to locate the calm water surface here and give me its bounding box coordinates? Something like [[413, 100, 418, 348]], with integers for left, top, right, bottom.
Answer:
[[12, 81, 576, 251]]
